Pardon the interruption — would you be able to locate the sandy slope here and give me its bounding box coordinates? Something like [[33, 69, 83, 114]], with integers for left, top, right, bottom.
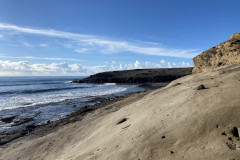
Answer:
[[1, 63, 240, 160]]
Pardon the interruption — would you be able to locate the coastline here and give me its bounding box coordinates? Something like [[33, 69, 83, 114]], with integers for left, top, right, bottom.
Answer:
[[0, 83, 164, 146], [0, 64, 240, 159], [0, 80, 159, 135]]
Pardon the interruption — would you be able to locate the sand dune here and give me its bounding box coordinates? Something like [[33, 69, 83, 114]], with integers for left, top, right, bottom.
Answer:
[[1, 63, 240, 160]]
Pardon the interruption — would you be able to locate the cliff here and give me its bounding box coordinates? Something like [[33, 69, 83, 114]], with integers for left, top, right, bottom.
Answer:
[[193, 32, 240, 73], [73, 68, 193, 83]]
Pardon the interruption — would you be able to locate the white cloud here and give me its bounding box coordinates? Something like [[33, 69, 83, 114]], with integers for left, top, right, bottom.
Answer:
[[134, 60, 142, 69], [39, 43, 48, 47], [74, 48, 88, 53], [0, 60, 192, 76], [22, 41, 33, 47], [0, 60, 108, 76], [160, 59, 167, 65], [0, 54, 81, 62], [0, 23, 201, 58]]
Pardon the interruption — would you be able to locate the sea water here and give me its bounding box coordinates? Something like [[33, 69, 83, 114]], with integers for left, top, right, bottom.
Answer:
[[0, 76, 145, 132]]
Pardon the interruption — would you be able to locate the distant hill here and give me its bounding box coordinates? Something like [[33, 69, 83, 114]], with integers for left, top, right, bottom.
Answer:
[[72, 68, 193, 83]]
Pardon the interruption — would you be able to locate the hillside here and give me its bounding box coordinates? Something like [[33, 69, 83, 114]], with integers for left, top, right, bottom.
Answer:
[[1, 63, 240, 160], [193, 32, 240, 73], [73, 68, 193, 83]]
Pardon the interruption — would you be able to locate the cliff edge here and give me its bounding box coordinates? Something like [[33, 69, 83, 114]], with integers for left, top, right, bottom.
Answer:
[[193, 32, 240, 73]]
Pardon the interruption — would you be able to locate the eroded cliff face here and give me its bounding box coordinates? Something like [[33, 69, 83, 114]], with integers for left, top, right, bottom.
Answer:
[[193, 32, 240, 73]]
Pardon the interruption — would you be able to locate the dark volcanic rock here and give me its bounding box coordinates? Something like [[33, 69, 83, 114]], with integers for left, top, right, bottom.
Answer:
[[195, 84, 206, 90], [232, 127, 239, 137], [1, 116, 17, 123], [73, 68, 193, 83], [11, 118, 34, 127], [26, 124, 37, 130]]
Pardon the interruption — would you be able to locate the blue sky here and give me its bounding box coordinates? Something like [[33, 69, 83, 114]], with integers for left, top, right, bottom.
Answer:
[[0, 0, 239, 76]]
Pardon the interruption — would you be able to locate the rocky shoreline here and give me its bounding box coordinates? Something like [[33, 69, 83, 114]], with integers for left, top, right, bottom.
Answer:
[[0, 83, 165, 146], [1, 63, 240, 160], [1, 32, 239, 160], [0, 68, 186, 146], [72, 68, 193, 83], [0, 96, 121, 146]]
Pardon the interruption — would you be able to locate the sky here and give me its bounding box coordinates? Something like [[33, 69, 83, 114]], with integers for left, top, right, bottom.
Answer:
[[0, 0, 239, 76]]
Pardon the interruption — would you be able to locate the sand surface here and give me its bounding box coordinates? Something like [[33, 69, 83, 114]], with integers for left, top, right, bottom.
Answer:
[[1, 63, 240, 160]]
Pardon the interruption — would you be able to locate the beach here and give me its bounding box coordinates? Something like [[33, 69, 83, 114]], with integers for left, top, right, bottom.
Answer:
[[0, 2, 239, 159], [0, 76, 149, 133], [1, 63, 240, 160]]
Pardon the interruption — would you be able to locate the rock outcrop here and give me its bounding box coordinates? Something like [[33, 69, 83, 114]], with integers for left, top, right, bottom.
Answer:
[[73, 68, 193, 83], [193, 32, 240, 73]]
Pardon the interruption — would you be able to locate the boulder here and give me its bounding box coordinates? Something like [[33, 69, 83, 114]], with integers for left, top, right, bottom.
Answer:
[[26, 124, 37, 130], [11, 118, 34, 127], [193, 32, 240, 74], [195, 84, 206, 90], [1, 116, 17, 123]]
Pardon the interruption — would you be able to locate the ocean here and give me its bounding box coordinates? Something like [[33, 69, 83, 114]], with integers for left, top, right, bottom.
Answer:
[[0, 76, 145, 132]]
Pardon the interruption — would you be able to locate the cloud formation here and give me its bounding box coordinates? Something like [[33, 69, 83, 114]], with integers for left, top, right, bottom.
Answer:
[[0, 60, 191, 76], [0, 23, 200, 58], [0, 54, 81, 62], [39, 43, 48, 47]]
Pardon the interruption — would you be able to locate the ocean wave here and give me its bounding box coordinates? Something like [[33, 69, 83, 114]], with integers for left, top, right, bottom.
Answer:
[[0, 82, 62, 87], [0, 86, 91, 95], [97, 83, 116, 87], [104, 83, 116, 85], [64, 81, 72, 83], [0, 86, 128, 111]]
